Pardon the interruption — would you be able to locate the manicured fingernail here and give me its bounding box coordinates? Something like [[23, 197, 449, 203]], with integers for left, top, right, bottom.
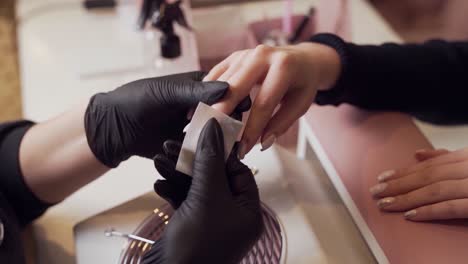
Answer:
[[415, 149, 428, 154], [404, 210, 417, 219], [186, 108, 195, 120], [377, 170, 395, 182], [238, 142, 247, 160], [370, 183, 387, 196], [183, 123, 190, 133], [261, 135, 276, 151], [377, 197, 395, 208]]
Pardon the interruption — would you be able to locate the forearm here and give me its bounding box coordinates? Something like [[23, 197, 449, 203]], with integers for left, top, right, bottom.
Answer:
[[19, 102, 109, 204], [311, 34, 468, 124]]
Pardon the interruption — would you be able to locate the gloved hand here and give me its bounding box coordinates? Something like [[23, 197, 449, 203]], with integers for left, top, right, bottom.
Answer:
[[152, 139, 191, 209], [142, 119, 264, 264], [84, 71, 250, 168]]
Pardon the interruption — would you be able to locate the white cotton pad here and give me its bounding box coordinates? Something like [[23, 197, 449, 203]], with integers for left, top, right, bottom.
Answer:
[[176, 102, 244, 176]]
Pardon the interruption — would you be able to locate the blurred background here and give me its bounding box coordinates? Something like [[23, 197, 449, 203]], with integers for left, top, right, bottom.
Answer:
[[4, 0, 468, 149], [371, 0, 468, 42], [3, 1, 468, 263], [3, 0, 468, 116], [0, 0, 22, 121]]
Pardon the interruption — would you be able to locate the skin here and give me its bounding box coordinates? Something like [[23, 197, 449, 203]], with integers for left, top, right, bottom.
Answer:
[[18, 41, 468, 222], [206, 41, 468, 221], [19, 102, 109, 204], [204, 43, 341, 158], [371, 148, 468, 221]]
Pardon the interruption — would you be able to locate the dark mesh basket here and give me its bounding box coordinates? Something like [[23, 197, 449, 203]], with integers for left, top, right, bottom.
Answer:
[[118, 202, 283, 264]]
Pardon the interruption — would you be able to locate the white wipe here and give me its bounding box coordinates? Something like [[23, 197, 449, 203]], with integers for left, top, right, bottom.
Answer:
[[176, 102, 244, 176]]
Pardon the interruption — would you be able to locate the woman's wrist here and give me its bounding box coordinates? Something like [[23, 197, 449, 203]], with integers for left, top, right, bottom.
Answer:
[[20, 102, 109, 203], [294, 42, 342, 91]]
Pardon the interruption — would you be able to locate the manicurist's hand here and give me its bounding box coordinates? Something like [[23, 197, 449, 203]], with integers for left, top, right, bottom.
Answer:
[[142, 119, 263, 264], [204, 43, 341, 158], [369, 148, 468, 221], [85, 71, 250, 168]]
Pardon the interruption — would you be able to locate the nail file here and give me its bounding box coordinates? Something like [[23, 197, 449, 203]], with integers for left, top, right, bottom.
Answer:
[[176, 102, 244, 176]]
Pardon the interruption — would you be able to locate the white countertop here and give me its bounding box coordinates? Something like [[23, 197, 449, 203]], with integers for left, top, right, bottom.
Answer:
[[17, 0, 200, 122], [74, 145, 375, 264]]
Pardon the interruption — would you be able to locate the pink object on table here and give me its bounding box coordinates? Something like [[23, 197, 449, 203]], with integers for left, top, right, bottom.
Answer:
[[248, 15, 316, 44], [304, 104, 468, 263], [316, 0, 351, 39], [282, 0, 293, 35]]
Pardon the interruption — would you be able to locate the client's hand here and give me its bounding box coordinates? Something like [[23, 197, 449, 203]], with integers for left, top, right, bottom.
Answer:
[[142, 119, 263, 264], [84, 71, 250, 167], [370, 148, 468, 221], [204, 43, 341, 158]]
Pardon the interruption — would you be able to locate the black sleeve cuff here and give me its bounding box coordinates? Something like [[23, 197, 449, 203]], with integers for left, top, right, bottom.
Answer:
[[0, 121, 53, 227], [309, 33, 351, 106]]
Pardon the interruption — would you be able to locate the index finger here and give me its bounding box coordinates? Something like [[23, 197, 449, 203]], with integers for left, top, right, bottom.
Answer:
[[203, 51, 242, 82], [212, 45, 272, 115], [377, 148, 468, 183]]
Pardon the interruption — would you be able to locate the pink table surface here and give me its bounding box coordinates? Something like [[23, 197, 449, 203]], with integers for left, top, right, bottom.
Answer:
[[305, 104, 468, 264]]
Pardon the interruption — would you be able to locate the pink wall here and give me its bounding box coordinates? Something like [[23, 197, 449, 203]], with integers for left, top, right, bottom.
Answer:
[[371, 0, 468, 41], [316, 0, 351, 40]]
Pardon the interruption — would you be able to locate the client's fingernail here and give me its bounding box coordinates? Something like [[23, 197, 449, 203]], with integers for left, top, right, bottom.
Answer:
[[183, 123, 190, 133], [238, 142, 247, 160], [261, 135, 276, 151], [370, 183, 388, 196], [377, 197, 395, 208], [186, 108, 195, 120], [377, 170, 395, 182], [404, 210, 417, 219], [415, 149, 428, 154]]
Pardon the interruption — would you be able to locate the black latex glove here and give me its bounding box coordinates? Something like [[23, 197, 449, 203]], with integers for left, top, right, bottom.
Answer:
[[151, 111, 246, 208], [142, 119, 263, 264], [152, 140, 191, 209], [84, 71, 250, 168]]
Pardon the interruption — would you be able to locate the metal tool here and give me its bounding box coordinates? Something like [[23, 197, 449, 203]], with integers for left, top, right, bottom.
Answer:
[[104, 227, 155, 244], [250, 166, 259, 176]]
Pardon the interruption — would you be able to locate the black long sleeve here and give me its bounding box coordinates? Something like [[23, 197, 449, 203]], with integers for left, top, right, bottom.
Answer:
[[0, 121, 52, 227], [311, 33, 468, 125]]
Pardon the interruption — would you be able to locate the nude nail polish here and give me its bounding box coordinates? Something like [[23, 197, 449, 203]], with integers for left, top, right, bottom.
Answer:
[[377, 197, 395, 208], [377, 170, 395, 182], [261, 135, 276, 151], [369, 183, 388, 196], [415, 149, 428, 155], [404, 210, 417, 219]]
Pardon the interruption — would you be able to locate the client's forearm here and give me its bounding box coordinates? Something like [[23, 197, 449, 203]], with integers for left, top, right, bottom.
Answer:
[[19, 102, 109, 203]]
